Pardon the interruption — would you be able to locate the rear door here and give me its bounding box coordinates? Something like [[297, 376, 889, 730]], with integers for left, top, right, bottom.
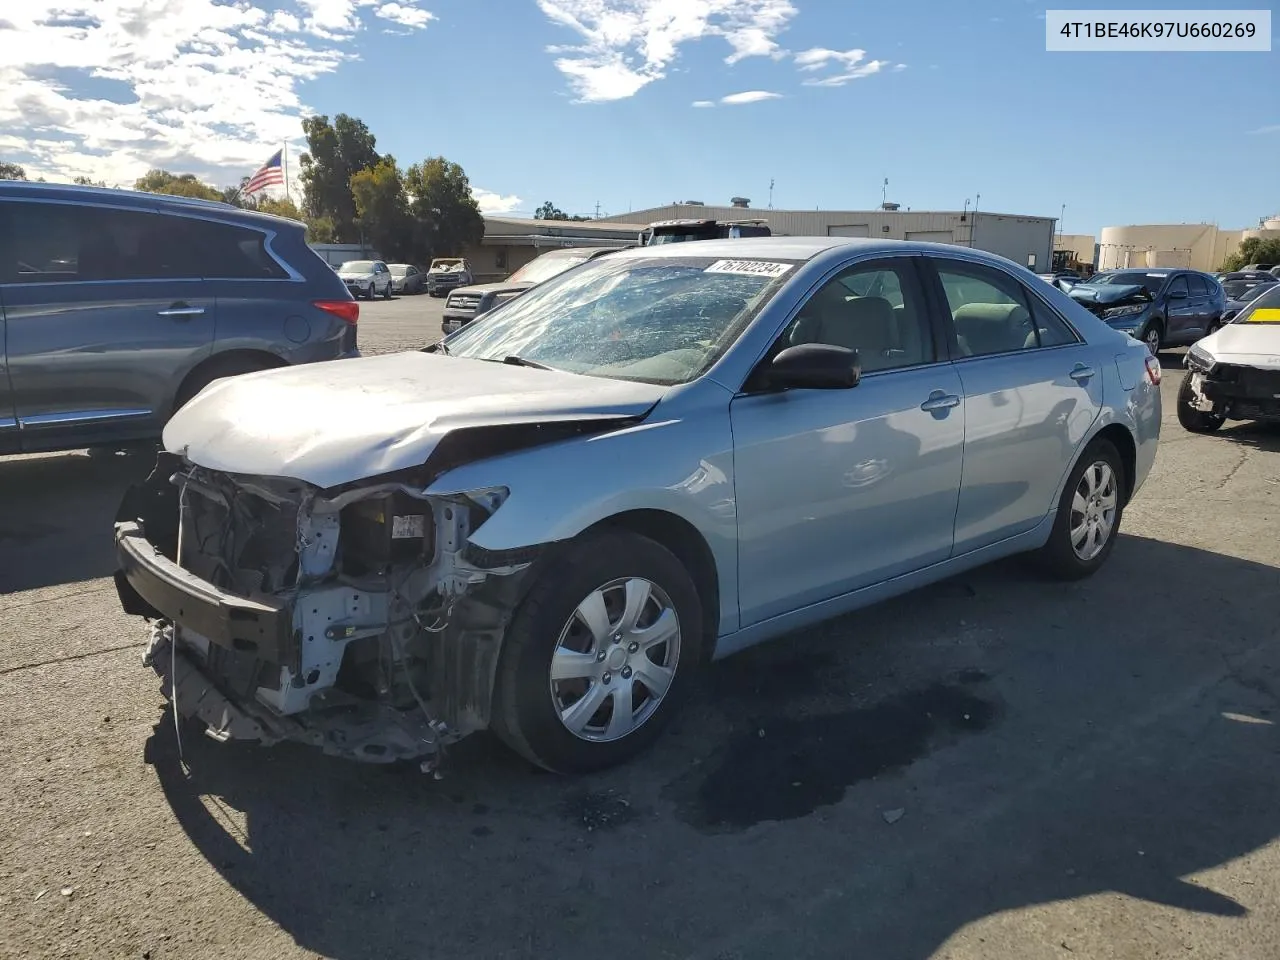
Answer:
[[0, 199, 214, 451], [1186, 273, 1215, 339], [922, 256, 1103, 554]]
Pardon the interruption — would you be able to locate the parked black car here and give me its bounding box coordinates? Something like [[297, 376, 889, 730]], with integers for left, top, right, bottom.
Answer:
[[0, 181, 358, 455], [1220, 273, 1278, 321], [1067, 268, 1226, 354]]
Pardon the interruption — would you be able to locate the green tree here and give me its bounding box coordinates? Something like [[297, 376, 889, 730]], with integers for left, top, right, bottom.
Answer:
[[298, 114, 382, 242], [305, 216, 337, 244], [404, 157, 484, 258], [73, 175, 108, 187], [351, 158, 411, 259], [256, 196, 303, 220], [0, 162, 28, 180], [1220, 236, 1280, 273], [535, 200, 568, 221], [134, 169, 222, 201]]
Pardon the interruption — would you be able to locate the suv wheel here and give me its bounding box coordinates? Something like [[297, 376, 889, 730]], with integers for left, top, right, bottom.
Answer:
[[1142, 323, 1163, 355]]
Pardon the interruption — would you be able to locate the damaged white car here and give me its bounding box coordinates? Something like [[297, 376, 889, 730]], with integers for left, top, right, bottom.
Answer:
[[115, 238, 1160, 773], [1178, 284, 1280, 433]]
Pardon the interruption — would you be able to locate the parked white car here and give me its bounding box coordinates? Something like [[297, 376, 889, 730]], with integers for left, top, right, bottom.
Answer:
[[337, 259, 393, 300], [1179, 283, 1280, 432]]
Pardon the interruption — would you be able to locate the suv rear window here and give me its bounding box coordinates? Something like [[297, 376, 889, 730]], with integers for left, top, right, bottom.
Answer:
[[0, 201, 287, 283]]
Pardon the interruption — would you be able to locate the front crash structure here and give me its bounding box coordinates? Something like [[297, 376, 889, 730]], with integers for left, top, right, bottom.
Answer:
[[115, 452, 536, 763]]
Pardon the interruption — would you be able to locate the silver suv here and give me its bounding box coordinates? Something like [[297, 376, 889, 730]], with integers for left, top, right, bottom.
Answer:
[[0, 181, 359, 455]]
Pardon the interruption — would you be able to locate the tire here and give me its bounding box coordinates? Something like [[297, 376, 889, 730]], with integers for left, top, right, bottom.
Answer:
[[1141, 322, 1163, 355], [492, 529, 704, 774], [174, 355, 279, 412], [1177, 370, 1225, 433], [383, 282, 392, 300], [364, 284, 374, 300], [1036, 437, 1126, 580]]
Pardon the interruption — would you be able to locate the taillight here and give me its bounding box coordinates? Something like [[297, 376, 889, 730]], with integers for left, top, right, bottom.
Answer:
[[314, 299, 359, 325], [1144, 354, 1161, 385]]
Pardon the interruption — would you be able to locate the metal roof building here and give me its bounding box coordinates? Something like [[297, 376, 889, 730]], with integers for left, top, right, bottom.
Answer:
[[598, 203, 1058, 273]]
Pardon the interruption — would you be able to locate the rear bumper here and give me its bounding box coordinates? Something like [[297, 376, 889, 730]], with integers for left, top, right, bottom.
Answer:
[[114, 520, 293, 665]]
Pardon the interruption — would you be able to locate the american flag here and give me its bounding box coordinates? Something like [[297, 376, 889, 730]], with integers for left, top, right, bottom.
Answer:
[[243, 149, 285, 194]]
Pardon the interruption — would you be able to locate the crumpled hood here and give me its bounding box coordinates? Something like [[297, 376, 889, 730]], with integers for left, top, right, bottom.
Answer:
[[1069, 284, 1150, 308], [1197, 322, 1280, 369], [163, 352, 666, 488]]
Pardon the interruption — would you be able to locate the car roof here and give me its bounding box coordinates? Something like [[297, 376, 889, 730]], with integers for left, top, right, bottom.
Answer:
[[0, 179, 302, 230]]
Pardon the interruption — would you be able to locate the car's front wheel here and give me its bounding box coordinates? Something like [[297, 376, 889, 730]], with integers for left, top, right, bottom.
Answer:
[[492, 529, 703, 773], [1142, 322, 1163, 355], [1036, 437, 1125, 580], [1177, 371, 1225, 433]]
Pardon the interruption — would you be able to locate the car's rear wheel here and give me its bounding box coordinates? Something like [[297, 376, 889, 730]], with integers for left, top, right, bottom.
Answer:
[[174, 354, 281, 412], [1142, 323, 1163, 355], [1177, 371, 1226, 433], [1036, 437, 1125, 580], [383, 282, 392, 299], [492, 529, 703, 773]]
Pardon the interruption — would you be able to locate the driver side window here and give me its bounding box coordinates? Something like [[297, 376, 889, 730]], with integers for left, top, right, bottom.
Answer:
[[781, 260, 933, 374]]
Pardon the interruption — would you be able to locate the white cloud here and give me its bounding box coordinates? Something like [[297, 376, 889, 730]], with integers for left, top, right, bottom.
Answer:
[[691, 99, 716, 107], [794, 46, 889, 87], [0, 0, 434, 189], [892, 62, 906, 72], [537, 0, 797, 102], [720, 89, 781, 104], [374, 3, 435, 29], [473, 188, 522, 214], [1247, 124, 1280, 135]]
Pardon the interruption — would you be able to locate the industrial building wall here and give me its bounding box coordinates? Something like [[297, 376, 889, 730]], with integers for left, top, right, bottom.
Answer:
[[971, 215, 1055, 272], [598, 204, 1056, 270]]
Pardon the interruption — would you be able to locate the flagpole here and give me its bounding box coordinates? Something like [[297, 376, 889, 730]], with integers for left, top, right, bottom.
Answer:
[[282, 144, 290, 205]]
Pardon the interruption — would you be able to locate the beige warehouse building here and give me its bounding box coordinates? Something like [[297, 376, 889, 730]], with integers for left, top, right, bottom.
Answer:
[[1096, 216, 1280, 272]]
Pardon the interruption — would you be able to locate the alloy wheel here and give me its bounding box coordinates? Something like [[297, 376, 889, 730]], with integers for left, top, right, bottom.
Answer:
[[549, 577, 681, 742], [1144, 327, 1161, 354], [1070, 461, 1118, 562]]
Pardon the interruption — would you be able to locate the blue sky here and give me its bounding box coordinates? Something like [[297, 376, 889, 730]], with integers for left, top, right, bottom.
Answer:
[[1, 0, 1276, 236]]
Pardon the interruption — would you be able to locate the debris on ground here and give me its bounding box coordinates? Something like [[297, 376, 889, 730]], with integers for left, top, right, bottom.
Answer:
[[882, 808, 905, 824]]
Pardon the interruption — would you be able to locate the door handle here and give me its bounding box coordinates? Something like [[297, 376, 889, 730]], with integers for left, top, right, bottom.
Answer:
[[157, 304, 205, 318], [1069, 364, 1095, 382], [920, 392, 961, 412]]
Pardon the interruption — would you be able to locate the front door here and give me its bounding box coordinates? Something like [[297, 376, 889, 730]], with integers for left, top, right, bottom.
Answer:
[[731, 256, 966, 627], [0, 199, 215, 450], [0, 293, 15, 454], [924, 257, 1103, 554]]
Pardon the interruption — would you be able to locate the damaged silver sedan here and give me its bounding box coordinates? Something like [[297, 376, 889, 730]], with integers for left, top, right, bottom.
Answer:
[[115, 237, 1160, 773]]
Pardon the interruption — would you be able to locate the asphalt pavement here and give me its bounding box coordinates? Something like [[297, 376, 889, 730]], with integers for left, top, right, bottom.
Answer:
[[2, 307, 1279, 960]]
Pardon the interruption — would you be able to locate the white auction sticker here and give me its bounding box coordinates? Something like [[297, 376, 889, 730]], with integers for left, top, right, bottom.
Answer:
[[1046, 10, 1271, 51], [704, 259, 793, 278]]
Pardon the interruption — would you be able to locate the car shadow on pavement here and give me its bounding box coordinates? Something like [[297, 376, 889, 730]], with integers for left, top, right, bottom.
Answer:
[[1215, 422, 1280, 454], [145, 533, 1280, 960], [0, 448, 154, 594]]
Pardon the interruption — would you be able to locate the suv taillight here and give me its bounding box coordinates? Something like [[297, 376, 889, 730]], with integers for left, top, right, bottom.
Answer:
[[314, 299, 359, 325], [1144, 354, 1161, 385]]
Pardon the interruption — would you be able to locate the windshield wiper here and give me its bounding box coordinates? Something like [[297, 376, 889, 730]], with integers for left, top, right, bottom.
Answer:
[[501, 354, 556, 371]]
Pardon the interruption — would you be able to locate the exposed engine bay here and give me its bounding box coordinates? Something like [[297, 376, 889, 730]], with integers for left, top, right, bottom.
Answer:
[[115, 452, 536, 765], [1184, 353, 1280, 423]]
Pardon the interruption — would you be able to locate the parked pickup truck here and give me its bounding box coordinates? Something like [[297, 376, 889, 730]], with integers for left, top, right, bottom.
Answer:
[[425, 258, 474, 297], [441, 246, 622, 335]]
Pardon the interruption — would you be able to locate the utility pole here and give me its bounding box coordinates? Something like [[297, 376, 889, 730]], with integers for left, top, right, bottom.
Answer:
[[768, 178, 774, 209], [969, 192, 981, 246], [882, 177, 888, 208], [594, 201, 601, 219]]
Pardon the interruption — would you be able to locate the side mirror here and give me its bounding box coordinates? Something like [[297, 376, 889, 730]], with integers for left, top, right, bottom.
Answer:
[[1167, 289, 1188, 300], [767, 343, 861, 390]]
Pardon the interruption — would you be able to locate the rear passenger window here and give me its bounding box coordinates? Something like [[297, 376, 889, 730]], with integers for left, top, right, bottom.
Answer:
[[185, 219, 289, 280], [1188, 274, 1211, 297], [934, 260, 1077, 356], [1, 202, 199, 283]]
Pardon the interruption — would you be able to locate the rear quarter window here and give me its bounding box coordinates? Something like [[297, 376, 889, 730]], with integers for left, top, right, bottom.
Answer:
[[179, 217, 289, 280]]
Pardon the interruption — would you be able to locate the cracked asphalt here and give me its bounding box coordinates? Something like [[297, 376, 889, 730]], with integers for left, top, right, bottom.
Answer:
[[3, 297, 1279, 960]]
